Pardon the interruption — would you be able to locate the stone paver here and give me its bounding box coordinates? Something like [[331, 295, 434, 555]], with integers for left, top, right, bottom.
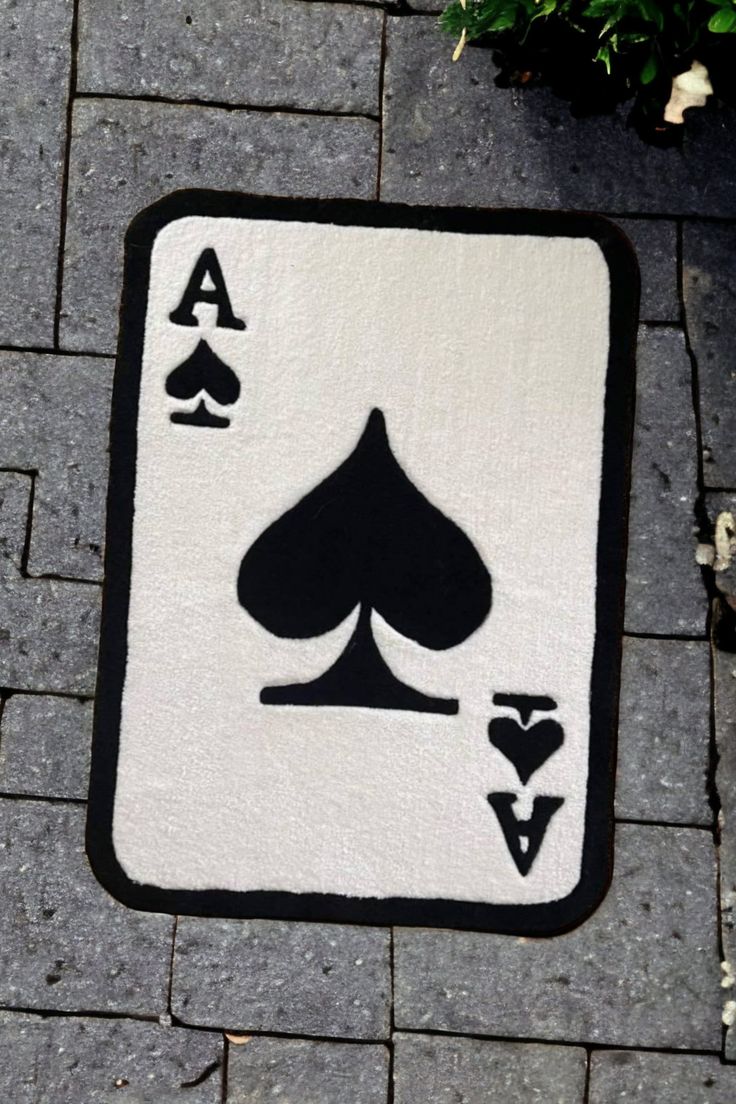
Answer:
[[683, 222, 736, 489], [0, 471, 100, 694], [393, 1034, 586, 1104], [0, 471, 31, 576], [0, 579, 99, 695], [172, 917, 391, 1039], [0, 694, 93, 800], [625, 327, 704, 635], [0, 351, 113, 582], [0, 0, 73, 346], [0, 800, 173, 1015], [589, 1049, 736, 1103], [381, 18, 736, 215], [78, 0, 383, 116], [616, 219, 679, 323], [616, 637, 711, 825], [226, 1037, 389, 1104], [61, 98, 378, 354], [712, 597, 736, 1058], [394, 824, 721, 1050], [0, 1011, 223, 1103]]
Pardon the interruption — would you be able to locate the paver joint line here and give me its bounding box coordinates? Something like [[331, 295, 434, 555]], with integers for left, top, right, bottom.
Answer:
[[74, 89, 382, 124], [53, 0, 80, 351], [0, 345, 114, 360]]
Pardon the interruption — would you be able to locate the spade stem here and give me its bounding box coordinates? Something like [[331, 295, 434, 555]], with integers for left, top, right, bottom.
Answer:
[[260, 603, 459, 715]]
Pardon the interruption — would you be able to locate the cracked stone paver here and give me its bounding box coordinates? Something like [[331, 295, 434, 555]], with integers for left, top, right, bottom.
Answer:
[[625, 327, 705, 635], [0, 1011, 223, 1103], [683, 221, 736, 489]]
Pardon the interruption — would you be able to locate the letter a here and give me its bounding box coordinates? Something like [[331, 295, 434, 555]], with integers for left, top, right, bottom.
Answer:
[[487, 792, 564, 877], [169, 248, 246, 330]]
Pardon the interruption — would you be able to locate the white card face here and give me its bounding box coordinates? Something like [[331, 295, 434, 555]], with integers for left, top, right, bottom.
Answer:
[[89, 195, 637, 935]]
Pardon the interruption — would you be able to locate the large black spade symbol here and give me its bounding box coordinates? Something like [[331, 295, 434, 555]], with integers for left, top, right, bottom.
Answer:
[[237, 408, 492, 714], [165, 339, 241, 407]]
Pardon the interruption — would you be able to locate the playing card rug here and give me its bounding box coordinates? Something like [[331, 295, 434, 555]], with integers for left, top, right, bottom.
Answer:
[[88, 194, 639, 936]]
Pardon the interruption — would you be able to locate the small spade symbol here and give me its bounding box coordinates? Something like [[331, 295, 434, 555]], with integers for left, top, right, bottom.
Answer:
[[488, 717, 564, 785], [166, 339, 240, 427]]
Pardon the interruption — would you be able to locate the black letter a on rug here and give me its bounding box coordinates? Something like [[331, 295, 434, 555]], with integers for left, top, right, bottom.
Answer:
[[169, 248, 246, 330], [487, 793, 564, 876]]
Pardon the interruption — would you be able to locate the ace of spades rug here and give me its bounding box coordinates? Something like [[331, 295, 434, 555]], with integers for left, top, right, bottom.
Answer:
[[87, 193, 639, 936]]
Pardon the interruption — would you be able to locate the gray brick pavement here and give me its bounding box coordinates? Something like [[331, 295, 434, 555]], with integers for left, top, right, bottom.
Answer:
[[712, 600, 736, 1059], [0, 1011, 223, 1103], [0, 0, 73, 347], [0, 352, 113, 582], [393, 1034, 587, 1104], [589, 1050, 736, 1103], [0, 471, 32, 577], [615, 219, 679, 323], [0, 469, 100, 695], [394, 824, 721, 1050], [77, 0, 384, 116], [381, 18, 736, 215], [0, 800, 173, 1016], [226, 1037, 389, 1103], [0, 694, 92, 800], [625, 327, 705, 636], [616, 638, 711, 825], [60, 98, 379, 354], [683, 222, 736, 489], [172, 917, 391, 1039], [0, 579, 99, 695]]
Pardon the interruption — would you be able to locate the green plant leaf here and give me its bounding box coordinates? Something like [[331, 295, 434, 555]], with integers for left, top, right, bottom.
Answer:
[[595, 43, 612, 73], [640, 51, 659, 84], [709, 7, 736, 32], [636, 0, 665, 32], [486, 3, 521, 31], [582, 0, 615, 17], [530, 0, 558, 19]]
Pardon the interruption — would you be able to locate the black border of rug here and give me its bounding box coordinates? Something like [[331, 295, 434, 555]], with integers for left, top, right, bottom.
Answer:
[[87, 192, 639, 936]]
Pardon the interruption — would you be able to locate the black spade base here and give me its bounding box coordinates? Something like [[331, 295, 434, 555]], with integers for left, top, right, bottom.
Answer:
[[260, 604, 458, 715], [170, 399, 229, 428]]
